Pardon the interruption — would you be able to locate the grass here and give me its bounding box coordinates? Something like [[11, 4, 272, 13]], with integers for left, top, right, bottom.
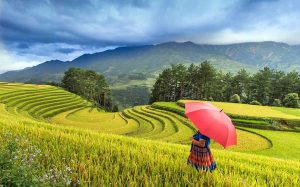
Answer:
[[154, 101, 300, 130], [0, 106, 299, 186], [239, 127, 300, 160], [178, 100, 300, 120], [0, 85, 90, 119], [51, 107, 140, 135], [1, 82, 300, 186]]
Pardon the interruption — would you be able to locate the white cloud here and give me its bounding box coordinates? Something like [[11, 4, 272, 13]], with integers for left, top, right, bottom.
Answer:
[[1, 0, 300, 73], [0, 42, 117, 74], [0, 44, 40, 73]]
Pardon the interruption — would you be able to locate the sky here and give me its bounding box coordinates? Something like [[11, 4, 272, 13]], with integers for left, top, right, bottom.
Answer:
[[1, 0, 300, 73]]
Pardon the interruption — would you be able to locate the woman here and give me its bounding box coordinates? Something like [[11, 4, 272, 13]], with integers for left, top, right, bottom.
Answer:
[[187, 130, 216, 172]]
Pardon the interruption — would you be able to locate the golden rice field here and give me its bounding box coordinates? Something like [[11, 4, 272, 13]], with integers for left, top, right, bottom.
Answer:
[[0, 82, 299, 186], [178, 99, 300, 120]]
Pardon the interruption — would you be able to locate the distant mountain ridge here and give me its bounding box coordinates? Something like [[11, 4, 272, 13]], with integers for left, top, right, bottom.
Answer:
[[1, 41, 300, 83]]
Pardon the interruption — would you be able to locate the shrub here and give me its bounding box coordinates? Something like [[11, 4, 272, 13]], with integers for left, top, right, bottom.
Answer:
[[208, 97, 214, 101], [283, 93, 299, 108], [230, 94, 241, 103], [272, 99, 282, 106], [250, 100, 261, 105]]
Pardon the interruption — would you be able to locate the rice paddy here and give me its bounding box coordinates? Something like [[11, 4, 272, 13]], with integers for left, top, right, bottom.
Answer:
[[0, 82, 299, 186], [178, 99, 300, 120]]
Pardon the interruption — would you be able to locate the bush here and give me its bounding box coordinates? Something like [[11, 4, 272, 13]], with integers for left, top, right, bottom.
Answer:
[[250, 100, 262, 105], [272, 99, 282, 106], [208, 97, 214, 101], [283, 93, 299, 108], [230, 94, 241, 103]]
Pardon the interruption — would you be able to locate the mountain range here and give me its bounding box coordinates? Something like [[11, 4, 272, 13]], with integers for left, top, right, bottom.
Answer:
[[1, 41, 300, 83], [1, 41, 300, 108]]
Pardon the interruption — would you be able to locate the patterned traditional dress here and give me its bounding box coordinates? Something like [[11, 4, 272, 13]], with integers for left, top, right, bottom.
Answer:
[[187, 131, 216, 172]]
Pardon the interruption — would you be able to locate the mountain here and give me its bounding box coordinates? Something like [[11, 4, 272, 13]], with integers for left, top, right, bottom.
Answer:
[[1, 41, 300, 108], [1, 41, 300, 83]]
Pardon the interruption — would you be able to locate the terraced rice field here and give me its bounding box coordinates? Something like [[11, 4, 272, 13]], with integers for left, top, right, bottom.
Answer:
[[0, 82, 299, 185], [0, 83, 290, 153], [0, 103, 299, 186], [178, 99, 300, 120]]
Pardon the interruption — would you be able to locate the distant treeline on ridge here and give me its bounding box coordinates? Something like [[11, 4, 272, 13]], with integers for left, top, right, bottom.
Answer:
[[149, 61, 300, 108]]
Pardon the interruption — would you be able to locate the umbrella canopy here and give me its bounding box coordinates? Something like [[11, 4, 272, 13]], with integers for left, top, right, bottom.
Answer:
[[185, 101, 237, 148]]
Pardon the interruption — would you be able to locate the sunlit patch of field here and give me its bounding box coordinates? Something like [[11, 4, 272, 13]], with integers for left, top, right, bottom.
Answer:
[[179, 100, 300, 120]]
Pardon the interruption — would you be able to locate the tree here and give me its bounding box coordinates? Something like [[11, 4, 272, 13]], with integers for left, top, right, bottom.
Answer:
[[186, 63, 198, 99], [230, 94, 241, 103], [250, 100, 262, 105], [149, 68, 174, 103], [221, 72, 234, 102], [112, 104, 119, 112], [280, 71, 300, 99], [197, 61, 217, 99], [251, 67, 273, 105], [171, 64, 188, 100], [270, 70, 285, 102], [232, 69, 250, 103], [61, 68, 113, 111], [272, 99, 282, 106], [283, 93, 299, 108]]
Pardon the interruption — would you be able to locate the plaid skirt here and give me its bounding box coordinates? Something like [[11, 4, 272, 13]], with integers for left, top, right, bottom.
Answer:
[[187, 144, 216, 172]]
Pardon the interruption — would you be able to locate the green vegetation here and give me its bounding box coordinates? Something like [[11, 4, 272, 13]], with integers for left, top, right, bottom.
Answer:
[[178, 100, 300, 119], [0, 86, 89, 119], [61, 68, 113, 111], [0, 82, 299, 186], [0, 107, 299, 186], [283, 93, 300, 108], [149, 62, 300, 109]]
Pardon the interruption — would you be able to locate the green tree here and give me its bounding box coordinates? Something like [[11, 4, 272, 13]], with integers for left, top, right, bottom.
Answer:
[[61, 68, 112, 111], [230, 94, 241, 103], [250, 100, 262, 105], [272, 99, 282, 106], [270, 70, 286, 102], [171, 64, 188, 100], [232, 69, 250, 103], [251, 67, 274, 105], [283, 93, 299, 108], [186, 63, 198, 99], [197, 61, 217, 99], [221, 72, 234, 102]]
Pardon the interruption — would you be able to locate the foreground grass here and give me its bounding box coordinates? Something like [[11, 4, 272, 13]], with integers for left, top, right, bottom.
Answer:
[[0, 113, 299, 186]]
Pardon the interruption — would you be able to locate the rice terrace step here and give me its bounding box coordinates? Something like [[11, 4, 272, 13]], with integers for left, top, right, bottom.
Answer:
[[0, 82, 299, 186]]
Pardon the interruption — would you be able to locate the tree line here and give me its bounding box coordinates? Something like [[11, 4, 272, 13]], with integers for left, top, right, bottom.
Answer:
[[149, 61, 300, 108], [61, 68, 118, 111]]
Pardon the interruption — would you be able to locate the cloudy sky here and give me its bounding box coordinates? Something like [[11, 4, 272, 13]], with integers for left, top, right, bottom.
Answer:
[[1, 0, 300, 73]]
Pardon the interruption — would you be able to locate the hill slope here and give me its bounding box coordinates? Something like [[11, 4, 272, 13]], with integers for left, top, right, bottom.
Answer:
[[0, 82, 299, 185], [1, 41, 300, 84]]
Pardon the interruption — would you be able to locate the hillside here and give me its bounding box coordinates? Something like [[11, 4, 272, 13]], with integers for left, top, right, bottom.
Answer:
[[1, 82, 300, 157], [2, 41, 300, 109], [2, 41, 300, 84], [0, 82, 299, 185]]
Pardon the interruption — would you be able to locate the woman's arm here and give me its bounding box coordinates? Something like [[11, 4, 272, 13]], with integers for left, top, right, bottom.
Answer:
[[191, 138, 206, 147]]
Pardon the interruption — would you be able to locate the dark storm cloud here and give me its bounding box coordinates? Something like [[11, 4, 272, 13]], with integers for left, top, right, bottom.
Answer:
[[1, 0, 300, 46], [55, 48, 77, 54], [0, 0, 300, 72]]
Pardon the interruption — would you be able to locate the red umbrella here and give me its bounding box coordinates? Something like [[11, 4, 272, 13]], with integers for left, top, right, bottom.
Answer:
[[185, 101, 237, 148]]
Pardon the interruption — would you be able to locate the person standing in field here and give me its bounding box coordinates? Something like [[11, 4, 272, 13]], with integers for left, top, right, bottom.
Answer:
[[187, 130, 216, 172]]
